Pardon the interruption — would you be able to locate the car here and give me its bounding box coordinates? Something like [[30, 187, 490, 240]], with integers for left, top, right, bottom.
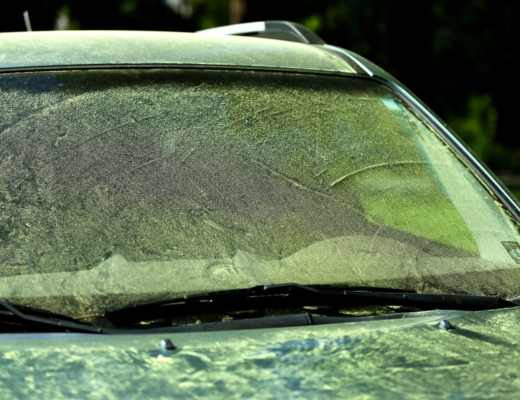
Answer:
[[1, 20, 520, 399]]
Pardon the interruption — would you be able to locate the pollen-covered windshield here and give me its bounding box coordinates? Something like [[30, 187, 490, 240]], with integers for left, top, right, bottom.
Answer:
[[0, 69, 519, 316]]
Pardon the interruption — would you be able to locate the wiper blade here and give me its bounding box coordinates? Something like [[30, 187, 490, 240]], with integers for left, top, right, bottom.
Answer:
[[264, 283, 514, 309], [105, 283, 516, 325], [0, 299, 104, 334]]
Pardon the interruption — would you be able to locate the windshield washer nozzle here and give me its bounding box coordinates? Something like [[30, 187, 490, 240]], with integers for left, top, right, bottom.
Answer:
[[160, 339, 177, 352], [438, 320, 455, 331]]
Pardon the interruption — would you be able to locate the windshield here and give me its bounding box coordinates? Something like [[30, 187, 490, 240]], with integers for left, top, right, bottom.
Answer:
[[1, 69, 519, 317]]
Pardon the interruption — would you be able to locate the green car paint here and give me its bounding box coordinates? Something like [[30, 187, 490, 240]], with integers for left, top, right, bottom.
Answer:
[[1, 308, 519, 399]]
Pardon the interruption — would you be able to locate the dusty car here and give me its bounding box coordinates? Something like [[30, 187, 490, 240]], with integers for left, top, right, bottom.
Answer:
[[1, 21, 520, 398]]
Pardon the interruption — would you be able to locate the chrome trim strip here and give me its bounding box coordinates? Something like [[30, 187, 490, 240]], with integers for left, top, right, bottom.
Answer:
[[277, 21, 309, 44], [324, 45, 374, 76]]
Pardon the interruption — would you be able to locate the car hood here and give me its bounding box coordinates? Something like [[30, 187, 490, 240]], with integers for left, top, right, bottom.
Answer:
[[1, 307, 519, 399]]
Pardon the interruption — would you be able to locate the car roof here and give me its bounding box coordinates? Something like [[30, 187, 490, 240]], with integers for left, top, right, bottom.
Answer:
[[0, 30, 356, 74]]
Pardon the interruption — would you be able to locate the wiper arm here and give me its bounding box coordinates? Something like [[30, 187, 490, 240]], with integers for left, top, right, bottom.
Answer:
[[0, 299, 104, 334], [105, 283, 516, 325], [265, 283, 514, 309]]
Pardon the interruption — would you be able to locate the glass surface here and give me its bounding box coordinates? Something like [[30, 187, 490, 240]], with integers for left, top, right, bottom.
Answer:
[[1, 69, 519, 317]]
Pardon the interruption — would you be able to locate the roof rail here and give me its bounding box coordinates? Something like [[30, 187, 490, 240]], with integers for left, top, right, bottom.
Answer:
[[196, 21, 326, 45]]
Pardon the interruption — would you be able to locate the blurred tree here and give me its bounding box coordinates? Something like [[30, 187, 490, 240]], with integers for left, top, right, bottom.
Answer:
[[229, 0, 245, 24], [489, 0, 515, 149]]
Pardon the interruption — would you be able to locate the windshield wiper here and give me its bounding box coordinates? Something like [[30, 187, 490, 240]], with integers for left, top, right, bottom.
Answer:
[[0, 299, 104, 334], [105, 283, 517, 326]]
